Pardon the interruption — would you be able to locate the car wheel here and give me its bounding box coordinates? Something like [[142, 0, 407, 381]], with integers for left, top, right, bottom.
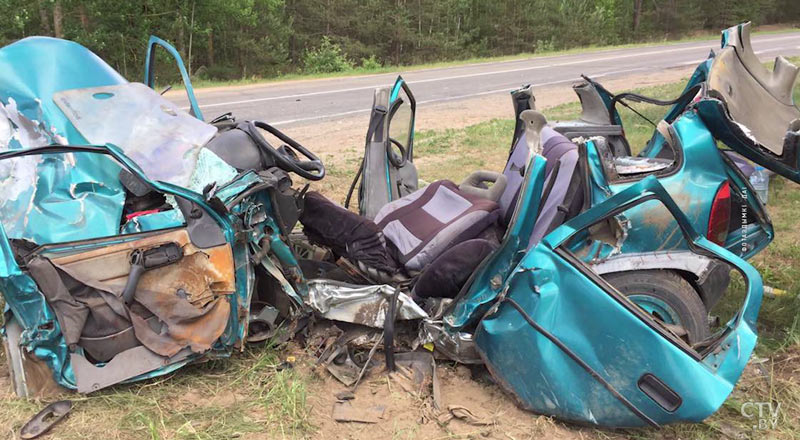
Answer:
[[603, 270, 709, 344]]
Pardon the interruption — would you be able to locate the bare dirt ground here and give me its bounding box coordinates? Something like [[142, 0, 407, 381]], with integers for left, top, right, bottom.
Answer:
[[292, 344, 609, 440]]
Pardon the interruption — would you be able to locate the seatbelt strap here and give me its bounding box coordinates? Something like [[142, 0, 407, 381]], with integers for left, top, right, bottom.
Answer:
[[608, 84, 703, 127]]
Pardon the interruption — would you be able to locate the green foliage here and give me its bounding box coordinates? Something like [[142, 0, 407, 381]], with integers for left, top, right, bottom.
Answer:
[[0, 0, 797, 82], [360, 54, 382, 70], [302, 36, 353, 73]]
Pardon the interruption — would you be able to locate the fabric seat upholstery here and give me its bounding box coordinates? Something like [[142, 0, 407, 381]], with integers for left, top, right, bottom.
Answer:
[[375, 180, 500, 272], [498, 126, 584, 246]]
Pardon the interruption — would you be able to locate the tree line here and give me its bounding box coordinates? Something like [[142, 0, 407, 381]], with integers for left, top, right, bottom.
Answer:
[[1, 0, 798, 82]]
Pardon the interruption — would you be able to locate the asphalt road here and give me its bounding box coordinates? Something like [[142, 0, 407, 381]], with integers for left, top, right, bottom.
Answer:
[[172, 31, 800, 126]]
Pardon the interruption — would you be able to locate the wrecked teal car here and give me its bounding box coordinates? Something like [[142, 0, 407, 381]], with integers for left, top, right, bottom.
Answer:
[[341, 22, 784, 426], [0, 35, 319, 396], [448, 21, 797, 427], [0, 26, 774, 429], [483, 21, 796, 345]]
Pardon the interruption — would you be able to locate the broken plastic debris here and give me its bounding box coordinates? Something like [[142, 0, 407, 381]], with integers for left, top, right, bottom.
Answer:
[[335, 390, 355, 401], [435, 405, 494, 426], [20, 400, 73, 439]]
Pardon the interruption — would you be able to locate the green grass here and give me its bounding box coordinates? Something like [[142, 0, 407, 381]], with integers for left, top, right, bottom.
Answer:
[[178, 26, 798, 91], [0, 343, 313, 439]]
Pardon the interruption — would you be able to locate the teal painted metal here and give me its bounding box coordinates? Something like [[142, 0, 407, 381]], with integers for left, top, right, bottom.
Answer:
[[143, 35, 204, 120], [0, 36, 311, 394], [567, 33, 773, 261], [690, 23, 795, 252], [385, 77, 404, 201], [446, 156, 546, 330], [216, 171, 307, 300], [389, 78, 403, 102], [613, 113, 728, 254], [0, 35, 165, 387], [0, 143, 307, 389], [0, 37, 127, 244], [583, 83, 773, 259], [391, 76, 416, 151], [0, 144, 250, 389], [0, 220, 74, 387], [473, 176, 762, 427], [383, 76, 416, 202]]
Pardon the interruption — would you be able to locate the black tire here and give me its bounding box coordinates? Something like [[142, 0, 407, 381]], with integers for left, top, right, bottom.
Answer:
[[603, 270, 709, 344]]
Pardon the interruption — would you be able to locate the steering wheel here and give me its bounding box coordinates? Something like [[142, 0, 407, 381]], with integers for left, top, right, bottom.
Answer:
[[242, 121, 326, 181]]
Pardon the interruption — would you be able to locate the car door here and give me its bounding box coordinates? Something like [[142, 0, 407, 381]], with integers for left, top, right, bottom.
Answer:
[[466, 172, 762, 427], [695, 22, 800, 184], [0, 145, 244, 396], [143, 35, 204, 120], [348, 76, 417, 219]]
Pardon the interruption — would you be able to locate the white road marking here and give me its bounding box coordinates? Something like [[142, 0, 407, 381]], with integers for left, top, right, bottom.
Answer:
[[678, 45, 794, 66], [187, 34, 800, 111], [754, 46, 793, 54], [270, 67, 649, 126]]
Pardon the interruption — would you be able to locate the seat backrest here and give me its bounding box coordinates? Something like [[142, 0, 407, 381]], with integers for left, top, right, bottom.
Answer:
[[498, 126, 582, 227], [552, 80, 631, 157], [527, 142, 582, 248], [375, 180, 499, 272]]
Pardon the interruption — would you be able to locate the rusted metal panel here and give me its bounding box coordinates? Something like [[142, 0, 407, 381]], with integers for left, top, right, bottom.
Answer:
[[48, 229, 236, 305]]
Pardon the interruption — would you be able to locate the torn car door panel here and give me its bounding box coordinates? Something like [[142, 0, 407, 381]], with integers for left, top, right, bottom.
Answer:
[[474, 177, 761, 427]]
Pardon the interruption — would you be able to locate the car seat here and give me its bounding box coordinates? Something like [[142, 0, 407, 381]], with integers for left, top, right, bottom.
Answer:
[[300, 167, 504, 272], [412, 112, 585, 299], [498, 125, 584, 247], [375, 179, 503, 273]]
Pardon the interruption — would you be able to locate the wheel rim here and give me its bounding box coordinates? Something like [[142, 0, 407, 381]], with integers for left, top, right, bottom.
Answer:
[[289, 233, 315, 259], [628, 294, 682, 326]]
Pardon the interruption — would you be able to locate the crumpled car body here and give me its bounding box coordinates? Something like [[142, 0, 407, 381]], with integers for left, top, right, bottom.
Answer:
[[0, 25, 775, 429], [447, 171, 762, 427], [560, 21, 799, 266], [351, 25, 775, 427], [0, 36, 308, 395], [0, 141, 304, 394], [437, 22, 795, 427], [498, 22, 795, 317]]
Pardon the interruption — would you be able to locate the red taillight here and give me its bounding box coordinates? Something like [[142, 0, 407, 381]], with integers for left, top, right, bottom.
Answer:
[[707, 181, 731, 245]]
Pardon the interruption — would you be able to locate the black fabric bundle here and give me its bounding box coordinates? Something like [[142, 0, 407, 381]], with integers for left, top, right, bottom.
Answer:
[[300, 191, 398, 274]]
